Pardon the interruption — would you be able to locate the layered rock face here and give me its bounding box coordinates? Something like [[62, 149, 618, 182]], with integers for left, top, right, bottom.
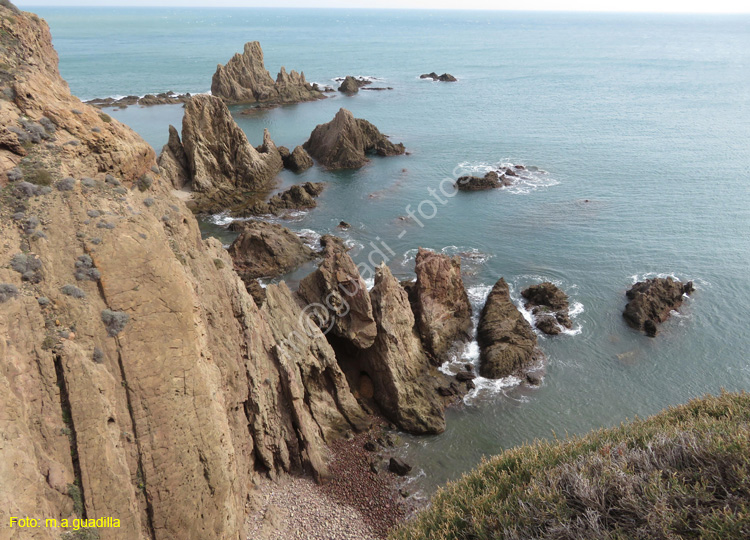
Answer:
[[211, 41, 323, 105], [0, 5, 365, 539], [521, 282, 573, 335], [359, 264, 446, 434], [623, 277, 694, 337], [478, 278, 544, 379], [297, 237, 377, 349], [303, 108, 405, 170], [411, 248, 472, 361], [158, 94, 283, 211], [157, 125, 189, 188]]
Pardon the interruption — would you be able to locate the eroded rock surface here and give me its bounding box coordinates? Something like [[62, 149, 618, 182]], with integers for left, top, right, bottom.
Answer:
[[0, 5, 367, 539], [283, 145, 314, 172], [623, 277, 694, 337], [478, 278, 544, 379], [411, 248, 472, 361], [303, 108, 405, 170], [521, 282, 573, 335], [211, 41, 323, 105], [359, 264, 446, 434], [297, 236, 377, 349], [238, 181, 325, 216], [158, 94, 283, 212]]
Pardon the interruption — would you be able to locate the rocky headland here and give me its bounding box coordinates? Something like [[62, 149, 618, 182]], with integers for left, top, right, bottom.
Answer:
[[211, 41, 323, 105], [303, 108, 406, 170], [623, 277, 694, 337]]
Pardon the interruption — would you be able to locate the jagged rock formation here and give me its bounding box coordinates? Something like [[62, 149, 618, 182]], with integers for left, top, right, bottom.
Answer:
[[420, 72, 457, 82], [157, 94, 283, 211], [0, 5, 367, 539], [623, 277, 694, 337], [211, 41, 323, 105], [297, 237, 377, 349], [411, 248, 472, 361], [359, 264, 447, 434], [338, 75, 372, 94], [283, 145, 314, 172], [157, 125, 189, 189], [303, 108, 405, 170], [521, 282, 573, 335], [478, 278, 544, 379], [237, 181, 325, 216], [228, 221, 315, 282]]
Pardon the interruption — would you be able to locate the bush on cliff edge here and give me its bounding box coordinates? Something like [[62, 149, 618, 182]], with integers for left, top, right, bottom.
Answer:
[[392, 391, 750, 540]]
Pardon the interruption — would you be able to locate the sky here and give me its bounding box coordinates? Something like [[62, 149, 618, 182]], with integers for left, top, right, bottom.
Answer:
[[13, 0, 750, 13]]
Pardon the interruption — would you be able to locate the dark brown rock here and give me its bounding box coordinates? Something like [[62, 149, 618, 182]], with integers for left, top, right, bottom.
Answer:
[[478, 278, 544, 379], [412, 248, 472, 361], [283, 145, 314, 172], [456, 171, 501, 191], [338, 76, 361, 94], [521, 282, 573, 335], [623, 277, 694, 337], [238, 182, 325, 216], [420, 72, 457, 82], [388, 458, 412, 476], [303, 108, 405, 170]]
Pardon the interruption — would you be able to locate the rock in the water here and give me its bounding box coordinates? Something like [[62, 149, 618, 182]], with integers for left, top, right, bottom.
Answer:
[[420, 72, 457, 82], [303, 108, 405, 170], [211, 41, 323, 105], [283, 145, 314, 172], [388, 457, 412, 476], [86, 91, 191, 109], [456, 171, 501, 191], [239, 181, 325, 216], [412, 248, 472, 361], [228, 221, 315, 282], [521, 282, 573, 335], [478, 278, 544, 378], [297, 234, 377, 348], [338, 75, 361, 94], [359, 264, 446, 434], [623, 277, 694, 337], [157, 125, 190, 189], [158, 94, 283, 212]]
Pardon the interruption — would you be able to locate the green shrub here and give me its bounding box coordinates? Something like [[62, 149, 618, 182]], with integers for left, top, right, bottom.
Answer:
[[25, 167, 53, 186], [392, 392, 750, 540], [98, 113, 112, 123]]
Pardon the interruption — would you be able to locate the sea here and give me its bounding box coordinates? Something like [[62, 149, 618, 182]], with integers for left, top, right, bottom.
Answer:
[[33, 6, 750, 498]]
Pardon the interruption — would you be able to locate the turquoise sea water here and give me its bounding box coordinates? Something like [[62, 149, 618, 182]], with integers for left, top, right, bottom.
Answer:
[[35, 6, 750, 498]]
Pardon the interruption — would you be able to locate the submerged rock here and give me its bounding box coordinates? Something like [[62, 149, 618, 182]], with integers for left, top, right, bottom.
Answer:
[[303, 108, 405, 170], [521, 282, 573, 335], [420, 72, 457, 82], [478, 278, 544, 379], [211, 41, 323, 105], [623, 277, 694, 337], [228, 221, 316, 282], [297, 235, 377, 349], [411, 248, 472, 361], [359, 264, 446, 434]]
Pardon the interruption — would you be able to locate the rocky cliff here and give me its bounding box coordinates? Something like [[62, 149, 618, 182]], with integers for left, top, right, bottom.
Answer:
[[0, 5, 367, 540], [303, 108, 406, 170], [158, 94, 284, 213], [211, 41, 323, 105]]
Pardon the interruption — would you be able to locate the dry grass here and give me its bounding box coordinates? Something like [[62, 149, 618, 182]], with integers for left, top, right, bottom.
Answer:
[[392, 391, 750, 540]]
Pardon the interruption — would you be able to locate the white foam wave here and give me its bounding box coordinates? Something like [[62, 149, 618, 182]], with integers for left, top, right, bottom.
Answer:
[[298, 229, 321, 250], [464, 375, 524, 406], [629, 272, 708, 288], [453, 160, 558, 194], [206, 211, 233, 226], [364, 277, 375, 291], [332, 75, 383, 83]]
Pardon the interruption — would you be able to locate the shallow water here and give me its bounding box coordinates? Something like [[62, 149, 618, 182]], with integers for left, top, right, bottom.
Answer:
[[40, 7, 750, 497]]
